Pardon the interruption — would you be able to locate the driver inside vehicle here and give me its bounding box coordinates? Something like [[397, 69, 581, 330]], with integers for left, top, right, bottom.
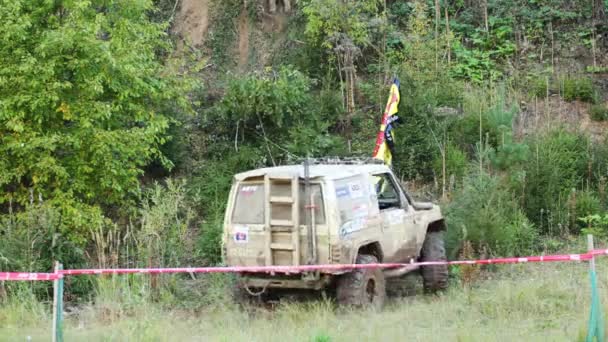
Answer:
[[373, 174, 400, 210]]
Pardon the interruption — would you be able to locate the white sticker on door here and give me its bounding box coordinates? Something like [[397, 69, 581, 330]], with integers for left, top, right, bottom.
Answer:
[[348, 182, 363, 199], [234, 225, 249, 243]]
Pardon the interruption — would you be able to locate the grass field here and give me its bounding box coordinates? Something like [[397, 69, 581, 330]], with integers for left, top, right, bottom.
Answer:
[[1, 258, 607, 341]]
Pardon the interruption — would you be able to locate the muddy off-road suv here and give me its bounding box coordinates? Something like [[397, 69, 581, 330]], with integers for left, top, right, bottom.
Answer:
[[222, 158, 448, 307]]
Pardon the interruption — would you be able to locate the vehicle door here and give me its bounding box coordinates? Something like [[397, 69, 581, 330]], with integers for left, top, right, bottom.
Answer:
[[373, 172, 417, 262]]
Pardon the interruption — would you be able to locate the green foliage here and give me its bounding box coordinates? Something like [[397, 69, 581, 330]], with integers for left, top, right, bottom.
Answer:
[[220, 67, 312, 128], [387, 1, 413, 29], [522, 129, 591, 234], [528, 75, 597, 103], [580, 213, 608, 240], [377, 1, 463, 180], [586, 65, 608, 73], [445, 170, 538, 258], [313, 333, 332, 342], [388, 103, 441, 180], [0, 203, 91, 298], [0, 0, 193, 244], [590, 104, 608, 121], [302, 0, 382, 48], [528, 75, 553, 98], [450, 91, 519, 156], [450, 18, 516, 83], [562, 77, 597, 103], [432, 143, 468, 185], [0, 285, 48, 326], [573, 190, 602, 232], [190, 147, 266, 264], [490, 142, 530, 171], [136, 180, 193, 268], [218, 66, 345, 160]]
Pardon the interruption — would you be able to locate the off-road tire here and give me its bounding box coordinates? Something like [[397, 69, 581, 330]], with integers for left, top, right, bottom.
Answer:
[[420, 231, 449, 293], [336, 254, 386, 309]]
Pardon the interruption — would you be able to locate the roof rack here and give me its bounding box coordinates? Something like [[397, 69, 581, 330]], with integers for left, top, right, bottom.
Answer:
[[298, 157, 386, 165]]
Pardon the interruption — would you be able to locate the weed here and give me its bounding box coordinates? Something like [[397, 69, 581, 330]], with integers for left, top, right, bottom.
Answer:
[[590, 104, 608, 121], [562, 77, 597, 103], [0, 260, 604, 341]]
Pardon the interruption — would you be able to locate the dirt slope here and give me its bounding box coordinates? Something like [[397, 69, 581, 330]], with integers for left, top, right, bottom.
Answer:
[[173, 0, 209, 47]]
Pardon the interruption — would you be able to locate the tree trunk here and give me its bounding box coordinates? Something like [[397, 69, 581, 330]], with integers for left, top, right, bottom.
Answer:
[[445, 6, 451, 66], [592, 0, 606, 49], [593, 0, 606, 23], [483, 0, 489, 35], [434, 0, 440, 73]]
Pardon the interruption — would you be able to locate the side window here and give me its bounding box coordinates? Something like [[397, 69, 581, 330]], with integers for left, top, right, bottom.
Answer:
[[373, 173, 401, 211]]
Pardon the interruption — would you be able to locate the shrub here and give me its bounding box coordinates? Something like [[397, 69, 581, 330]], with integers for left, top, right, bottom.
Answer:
[[449, 93, 517, 156], [571, 190, 602, 233], [580, 213, 608, 240], [528, 75, 557, 98], [562, 77, 596, 103], [522, 129, 591, 234], [445, 170, 538, 259], [0, 204, 91, 298], [432, 143, 468, 188], [135, 179, 193, 268], [590, 104, 608, 121]]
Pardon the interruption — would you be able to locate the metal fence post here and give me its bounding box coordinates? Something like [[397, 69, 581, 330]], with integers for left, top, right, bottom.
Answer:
[[52, 262, 64, 342], [586, 234, 604, 342]]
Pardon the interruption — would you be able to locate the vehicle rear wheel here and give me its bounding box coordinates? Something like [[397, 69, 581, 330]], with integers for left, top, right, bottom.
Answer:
[[420, 231, 449, 293], [336, 254, 386, 309]]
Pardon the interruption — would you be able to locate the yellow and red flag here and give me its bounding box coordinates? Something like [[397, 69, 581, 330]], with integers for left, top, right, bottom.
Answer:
[[372, 79, 401, 166]]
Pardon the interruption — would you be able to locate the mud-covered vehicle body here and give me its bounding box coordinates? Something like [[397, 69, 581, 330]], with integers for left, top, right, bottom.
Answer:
[[222, 159, 447, 306]]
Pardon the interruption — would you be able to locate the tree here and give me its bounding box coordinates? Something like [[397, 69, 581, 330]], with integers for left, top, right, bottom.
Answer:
[[0, 0, 192, 244], [302, 0, 382, 139]]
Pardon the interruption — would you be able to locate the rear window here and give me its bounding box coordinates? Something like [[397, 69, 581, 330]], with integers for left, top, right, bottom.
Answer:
[[231, 182, 325, 224], [232, 183, 265, 224]]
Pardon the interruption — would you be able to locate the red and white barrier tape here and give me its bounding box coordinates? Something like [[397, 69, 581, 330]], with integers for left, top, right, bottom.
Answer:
[[5, 249, 608, 281], [0, 272, 63, 281]]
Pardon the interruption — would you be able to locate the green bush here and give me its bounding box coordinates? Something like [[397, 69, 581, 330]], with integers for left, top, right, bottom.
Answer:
[[522, 129, 591, 234], [590, 104, 608, 121], [445, 171, 538, 259], [528, 75, 555, 98], [449, 96, 517, 156], [0, 0, 195, 245], [432, 143, 468, 187], [572, 190, 602, 233], [0, 204, 91, 298], [562, 77, 596, 103], [136, 179, 193, 268], [580, 213, 608, 240]]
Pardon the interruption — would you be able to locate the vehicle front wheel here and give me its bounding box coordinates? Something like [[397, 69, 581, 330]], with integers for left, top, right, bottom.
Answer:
[[420, 231, 449, 293], [336, 254, 386, 309]]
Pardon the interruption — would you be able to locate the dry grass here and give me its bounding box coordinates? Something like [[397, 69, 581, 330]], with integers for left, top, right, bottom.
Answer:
[[1, 260, 607, 341]]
